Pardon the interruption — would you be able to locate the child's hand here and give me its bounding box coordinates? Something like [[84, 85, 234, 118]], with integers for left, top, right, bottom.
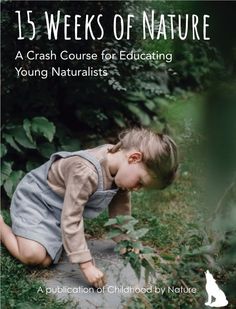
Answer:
[[79, 260, 107, 288]]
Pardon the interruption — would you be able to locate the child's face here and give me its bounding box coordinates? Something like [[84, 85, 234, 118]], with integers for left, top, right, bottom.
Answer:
[[114, 151, 159, 191]]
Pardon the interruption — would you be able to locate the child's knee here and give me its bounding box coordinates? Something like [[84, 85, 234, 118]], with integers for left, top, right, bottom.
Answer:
[[18, 241, 47, 265], [40, 254, 53, 268], [21, 250, 46, 265]]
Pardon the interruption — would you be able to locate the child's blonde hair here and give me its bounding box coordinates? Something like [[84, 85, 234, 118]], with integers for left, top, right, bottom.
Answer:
[[108, 128, 178, 189]]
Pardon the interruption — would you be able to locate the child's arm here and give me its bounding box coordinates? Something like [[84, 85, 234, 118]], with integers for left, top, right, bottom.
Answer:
[[108, 190, 131, 243], [61, 161, 97, 264], [60, 159, 106, 287]]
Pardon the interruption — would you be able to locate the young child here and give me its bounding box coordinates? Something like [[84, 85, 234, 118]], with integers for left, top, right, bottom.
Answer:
[[0, 128, 178, 288]]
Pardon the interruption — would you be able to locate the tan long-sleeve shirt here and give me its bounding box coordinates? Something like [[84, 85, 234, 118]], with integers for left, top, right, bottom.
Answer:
[[47, 145, 131, 263]]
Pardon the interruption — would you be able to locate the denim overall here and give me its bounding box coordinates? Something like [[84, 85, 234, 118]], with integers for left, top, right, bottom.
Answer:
[[10, 149, 118, 263]]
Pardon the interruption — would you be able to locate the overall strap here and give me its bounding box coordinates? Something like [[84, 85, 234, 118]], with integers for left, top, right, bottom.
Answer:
[[47, 150, 104, 191], [74, 151, 104, 191]]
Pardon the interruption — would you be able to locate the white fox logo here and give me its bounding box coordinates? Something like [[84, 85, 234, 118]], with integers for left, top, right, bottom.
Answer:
[[205, 270, 228, 307]]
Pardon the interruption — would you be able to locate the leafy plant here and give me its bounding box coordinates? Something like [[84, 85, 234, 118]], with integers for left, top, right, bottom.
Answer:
[[172, 40, 223, 89], [104, 215, 157, 283], [1, 117, 56, 198], [1, 1, 174, 141], [1, 116, 83, 200]]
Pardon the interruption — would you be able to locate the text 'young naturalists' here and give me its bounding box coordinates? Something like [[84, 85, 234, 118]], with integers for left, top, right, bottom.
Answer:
[[15, 10, 210, 41]]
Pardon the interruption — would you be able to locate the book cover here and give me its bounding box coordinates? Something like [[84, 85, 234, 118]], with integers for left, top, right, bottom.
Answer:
[[1, 1, 236, 308]]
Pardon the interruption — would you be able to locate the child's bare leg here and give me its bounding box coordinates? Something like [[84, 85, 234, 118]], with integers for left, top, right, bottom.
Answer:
[[40, 254, 53, 267], [0, 215, 52, 267]]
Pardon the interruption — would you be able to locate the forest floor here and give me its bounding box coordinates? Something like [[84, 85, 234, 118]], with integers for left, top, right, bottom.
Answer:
[[1, 92, 207, 308]]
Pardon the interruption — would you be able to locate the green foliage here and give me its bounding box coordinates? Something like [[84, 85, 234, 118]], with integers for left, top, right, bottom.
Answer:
[[84, 211, 109, 238], [1, 116, 84, 199], [1, 1, 234, 307], [4, 170, 25, 199], [1, 1, 175, 143], [124, 92, 236, 308], [1, 2, 224, 173], [202, 81, 236, 304], [172, 40, 223, 89], [1, 117, 56, 198], [104, 215, 156, 283], [24, 117, 56, 142]]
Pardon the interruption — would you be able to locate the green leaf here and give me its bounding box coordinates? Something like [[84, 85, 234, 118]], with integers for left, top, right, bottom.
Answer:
[[126, 91, 146, 102], [106, 229, 123, 239], [113, 115, 126, 128], [160, 253, 175, 261], [60, 138, 80, 152], [8, 127, 36, 149], [38, 142, 57, 159], [144, 100, 156, 111], [1, 161, 13, 185], [132, 241, 143, 250], [116, 215, 135, 225], [144, 264, 154, 284], [23, 119, 33, 142], [31, 117, 55, 142], [115, 239, 132, 249], [141, 247, 154, 254], [141, 253, 156, 270], [57, 130, 81, 152], [1, 161, 13, 176], [3, 170, 24, 198], [127, 104, 151, 126], [128, 253, 142, 279], [0, 144, 7, 158], [104, 218, 118, 226], [121, 215, 136, 221], [122, 219, 139, 232], [3, 133, 22, 152], [114, 241, 129, 253], [130, 228, 149, 239], [26, 161, 40, 172]]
